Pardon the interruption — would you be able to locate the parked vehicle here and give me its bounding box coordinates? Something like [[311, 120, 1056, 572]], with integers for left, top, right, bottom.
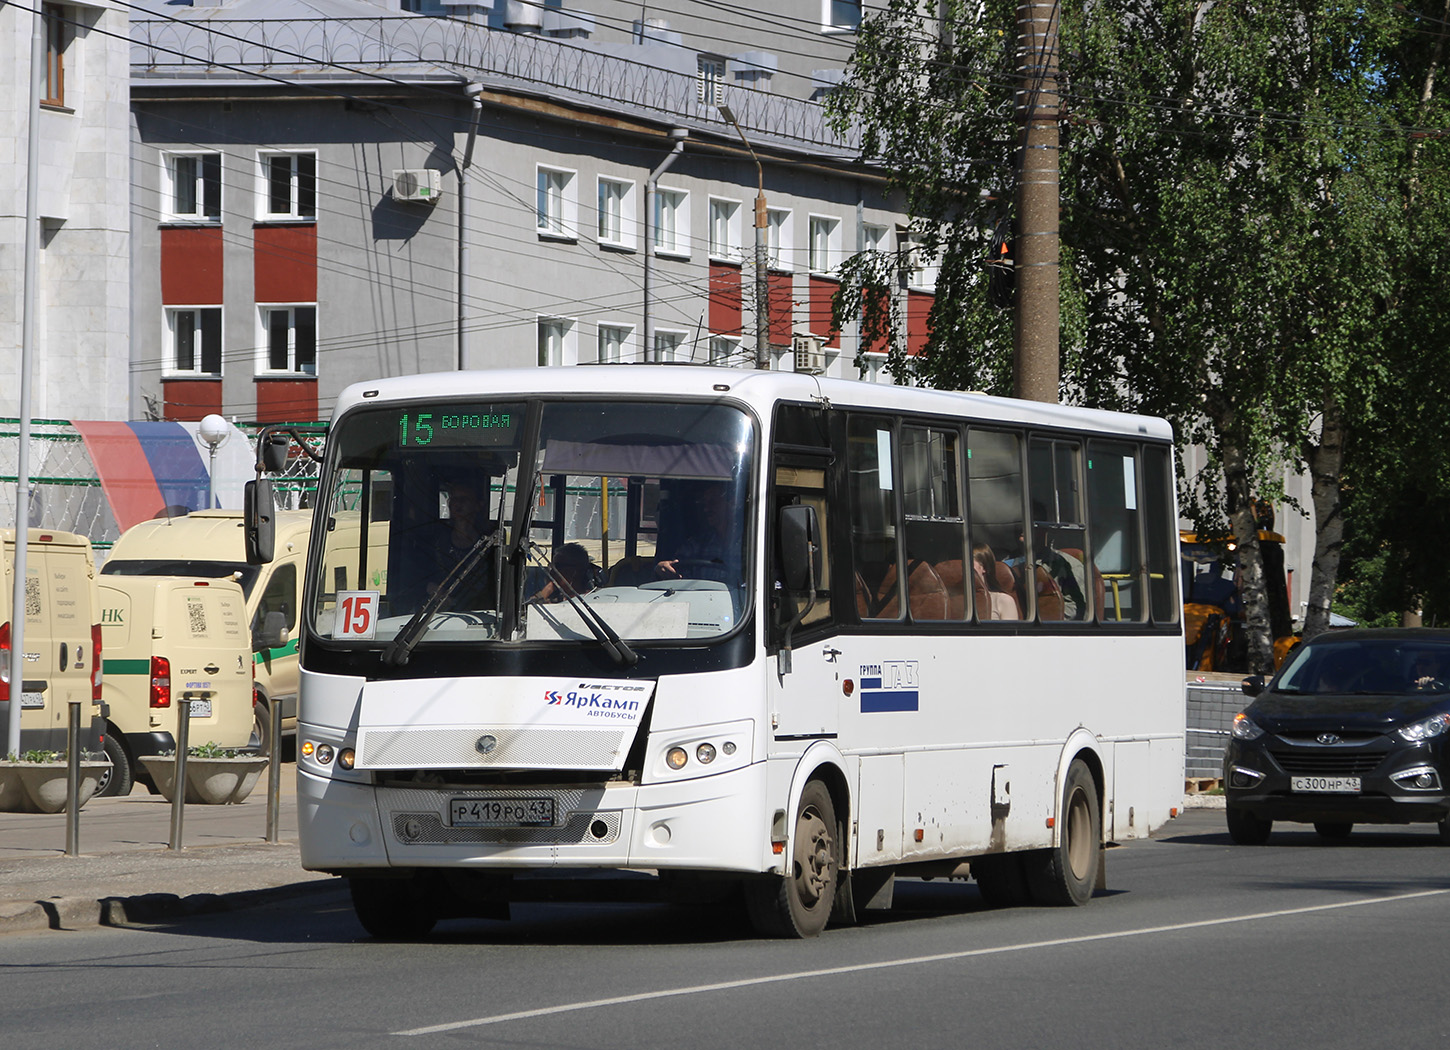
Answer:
[[1, 529, 106, 755], [1181, 529, 1298, 673], [100, 509, 310, 752], [1224, 628, 1450, 844], [96, 575, 253, 796]]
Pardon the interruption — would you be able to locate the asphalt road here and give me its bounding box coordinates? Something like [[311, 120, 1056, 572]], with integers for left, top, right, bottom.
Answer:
[[5, 808, 1450, 1050]]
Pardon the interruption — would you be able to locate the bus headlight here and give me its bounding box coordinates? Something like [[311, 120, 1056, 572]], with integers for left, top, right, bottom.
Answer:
[[666, 747, 689, 770], [696, 743, 717, 764]]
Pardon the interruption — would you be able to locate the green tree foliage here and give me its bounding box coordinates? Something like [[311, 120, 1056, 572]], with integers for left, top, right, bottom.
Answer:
[[829, 0, 1450, 669]]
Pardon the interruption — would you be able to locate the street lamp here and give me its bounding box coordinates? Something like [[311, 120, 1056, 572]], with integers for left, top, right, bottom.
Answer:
[[198, 414, 230, 510], [717, 104, 770, 370]]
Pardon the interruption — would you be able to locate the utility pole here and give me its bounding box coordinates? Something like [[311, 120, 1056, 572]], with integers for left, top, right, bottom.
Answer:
[[1013, 0, 1061, 404], [718, 105, 770, 370]]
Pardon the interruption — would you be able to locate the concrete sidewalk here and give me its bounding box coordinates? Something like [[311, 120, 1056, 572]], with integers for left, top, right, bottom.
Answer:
[[0, 763, 340, 937]]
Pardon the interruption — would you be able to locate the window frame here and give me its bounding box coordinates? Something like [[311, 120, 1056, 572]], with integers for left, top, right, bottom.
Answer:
[[537, 164, 579, 241], [164, 306, 223, 378], [709, 335, 743, 366], [257, 151, 317, 221], [766, 207, 793, 272], [164, 151, 223, 223], [597, 176, 636, 250], [42, 4, 69, 108], [822, 0, 862, 31], [808, 214, 842, 275], [708, 197, 743, 262], [653, 186, 690, 258], [597, 323, 635, 364], [649, 328, 688, 363], [256, 304, 318, 377], [538, 316, 579, 367], [698, 55, 726, 105]]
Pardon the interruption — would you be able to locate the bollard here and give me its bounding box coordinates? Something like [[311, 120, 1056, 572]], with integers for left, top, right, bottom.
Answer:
[[266, 700, 282, 844], [65, 701, 81, 857], [168, 697, 191, 850]]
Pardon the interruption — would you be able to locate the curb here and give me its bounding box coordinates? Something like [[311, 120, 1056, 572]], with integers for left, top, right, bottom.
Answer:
[[0, 879, 343, 937]]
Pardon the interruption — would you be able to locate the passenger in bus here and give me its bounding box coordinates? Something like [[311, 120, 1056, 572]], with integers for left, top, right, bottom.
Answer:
[[426, 478, 494, 608], [972, 544, 1020, 620], [656, 482, 740, 584], [528, 542, 602, 603]]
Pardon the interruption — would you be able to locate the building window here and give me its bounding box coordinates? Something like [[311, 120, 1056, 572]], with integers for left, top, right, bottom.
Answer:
[[863, 222, 889, 255], [809, 215, 841, 274], [259, 152, 316, 220], [166, 308, 222, 376], [42, 4, 70, 107], [709, 335, 742, 366], [766, 208, 792, 271], [259, 305, 317, 375], [597, 324, 634, 364], [824, 0, 862, 30], [165, 153, 222, 222], [650, 329, 686, 363], [597, 177, 635, 249], [905, 234, 940, 290], [654, 188, 689, 257], [708, 198, 742, 261], [537, 166, 578, 239], [538, 318, 578, 367], [698, 56, 726, 104]]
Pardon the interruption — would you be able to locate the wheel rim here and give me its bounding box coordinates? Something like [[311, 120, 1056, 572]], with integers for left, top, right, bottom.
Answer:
[[1064, 787, 1094, 881], [793, 805, 834, 907]]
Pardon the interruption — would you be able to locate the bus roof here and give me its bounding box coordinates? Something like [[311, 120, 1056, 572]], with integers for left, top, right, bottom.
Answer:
[[331, 366, 1175, 443]]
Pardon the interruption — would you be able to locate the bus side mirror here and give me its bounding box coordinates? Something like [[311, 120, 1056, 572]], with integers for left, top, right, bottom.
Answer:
[[260, 432, 291, 473], [1241, 675, 1265, 698], [253, 610, 288, 652], [779, 504, 820, 594], [244, 479, 276, 565]]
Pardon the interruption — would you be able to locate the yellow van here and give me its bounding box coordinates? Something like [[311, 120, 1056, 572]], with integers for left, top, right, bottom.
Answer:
[[96, 575, 253, 796], [101, 509, 312, 752], [1, 529, 105, 756]]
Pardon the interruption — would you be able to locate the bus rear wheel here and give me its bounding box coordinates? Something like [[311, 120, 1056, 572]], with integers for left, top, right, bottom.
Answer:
[[745, 780, 839, 938], [349, 875, 438, 940], [1026, 759, 1100, 906]]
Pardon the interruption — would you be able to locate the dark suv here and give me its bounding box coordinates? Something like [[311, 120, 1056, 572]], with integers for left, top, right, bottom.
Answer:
[[1223, 628, 1450, 844]]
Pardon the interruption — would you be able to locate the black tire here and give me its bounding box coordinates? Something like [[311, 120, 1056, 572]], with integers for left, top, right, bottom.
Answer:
[[96, 730, 133, 798], [1314, 822, 1353, 840], [249, 692, 271, 755], [1026, 759, 1101, 906], [1226, 804, 1273, 845], [349, 876, 438, 940], [972, 853, 1034, 908], [744, 780, 839, 938]]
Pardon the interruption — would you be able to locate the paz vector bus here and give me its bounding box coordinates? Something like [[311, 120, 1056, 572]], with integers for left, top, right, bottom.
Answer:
[[247, 366, 1185, 938]]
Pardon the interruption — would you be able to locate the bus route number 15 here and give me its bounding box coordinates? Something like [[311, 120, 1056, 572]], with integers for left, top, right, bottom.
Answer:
[[334, 590, 380, 640]]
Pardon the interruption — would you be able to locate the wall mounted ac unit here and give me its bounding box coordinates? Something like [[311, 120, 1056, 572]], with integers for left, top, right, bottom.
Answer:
[[393, 169, 442, 203], [792, 333, 826, 375]]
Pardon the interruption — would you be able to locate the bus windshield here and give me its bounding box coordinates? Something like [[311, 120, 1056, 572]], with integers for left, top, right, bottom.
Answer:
[[310, 398, 753, 648]]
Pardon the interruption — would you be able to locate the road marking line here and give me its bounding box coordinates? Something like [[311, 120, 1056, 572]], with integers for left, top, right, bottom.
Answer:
[[393, 887, 1450, 1036]]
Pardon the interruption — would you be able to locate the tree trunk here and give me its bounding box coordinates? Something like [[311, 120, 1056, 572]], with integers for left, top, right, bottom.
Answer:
[[1302, 393, 1346, 641], [1223, 436, 1275, 675]]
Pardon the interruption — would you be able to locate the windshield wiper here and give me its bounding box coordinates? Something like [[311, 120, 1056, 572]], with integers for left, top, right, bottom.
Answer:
[[527, 541, 637, 667], [381, 528, 503, 667]]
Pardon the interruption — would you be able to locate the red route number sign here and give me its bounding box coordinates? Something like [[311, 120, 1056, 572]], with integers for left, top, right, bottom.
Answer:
[[334, 590, 379, 640]]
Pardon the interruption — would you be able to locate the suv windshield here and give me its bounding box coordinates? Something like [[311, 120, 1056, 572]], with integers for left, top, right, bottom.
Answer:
[[1276, 638, 1450, 696], [309, 399, 753, 648]]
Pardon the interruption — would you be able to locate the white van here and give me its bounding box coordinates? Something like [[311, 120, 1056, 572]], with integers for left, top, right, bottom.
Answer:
[[1, 529, 106, 756], [101, 509, 311, 752], [96, 575, 254, 796]]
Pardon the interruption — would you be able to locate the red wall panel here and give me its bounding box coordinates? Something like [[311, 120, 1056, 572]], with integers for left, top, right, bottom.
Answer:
[[255, 379, 317, 423], [161, 227, 224, 305], [768, 273, 794, 344], [709, 262, 743, 334], [160, 380, 222, 422], [254, 224, 318, 303], [907, 290, 934, 356], [807, 277, 840, 349]]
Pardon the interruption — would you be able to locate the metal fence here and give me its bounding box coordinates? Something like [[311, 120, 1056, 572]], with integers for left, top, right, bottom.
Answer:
[[1185, 675, 1246, 780]]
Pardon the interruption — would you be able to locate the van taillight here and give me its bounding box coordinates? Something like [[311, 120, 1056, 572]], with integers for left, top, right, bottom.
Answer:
[[150, 655, 171, 708], [91, 623, 104, 701], [0, 621, 9, 703]]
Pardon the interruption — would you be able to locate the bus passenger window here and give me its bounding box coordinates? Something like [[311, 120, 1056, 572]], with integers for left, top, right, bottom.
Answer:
[[849, 416, 902, 620], [1142, 445, 1180, 623], [1087, 441, 1144, 622], [1028, 438, 1092, 621], [967, 429, 1030, 621], [901, 426, 963, 621]]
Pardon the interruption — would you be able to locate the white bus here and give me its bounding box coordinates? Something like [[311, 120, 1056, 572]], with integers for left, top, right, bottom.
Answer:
[[269, 366, 1184, 938]]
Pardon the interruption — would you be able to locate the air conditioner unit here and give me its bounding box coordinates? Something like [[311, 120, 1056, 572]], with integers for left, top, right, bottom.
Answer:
[[392, 169, 443, 204], [792, 333, 826, 375]]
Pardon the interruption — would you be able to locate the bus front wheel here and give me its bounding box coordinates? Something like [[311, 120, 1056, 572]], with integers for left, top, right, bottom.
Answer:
[[1026, 759, 1100, 906], [745, 780, 839, 938], [349, 875, 438, 940]]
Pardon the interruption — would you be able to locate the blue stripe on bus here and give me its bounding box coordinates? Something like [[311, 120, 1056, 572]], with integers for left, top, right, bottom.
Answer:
[[860, 690, 919, 713]]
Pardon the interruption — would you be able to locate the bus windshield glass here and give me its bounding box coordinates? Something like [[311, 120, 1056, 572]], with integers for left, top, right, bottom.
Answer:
[[310, 398, 753, 647]]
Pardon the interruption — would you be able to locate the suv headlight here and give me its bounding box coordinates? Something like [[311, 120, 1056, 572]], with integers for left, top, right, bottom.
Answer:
[[1397, 713, 1450, 742], [1232, 713, 1265, 741]]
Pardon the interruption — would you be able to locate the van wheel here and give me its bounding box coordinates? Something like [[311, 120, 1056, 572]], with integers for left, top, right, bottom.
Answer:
[[96, 732, 133, 797], [744, 780, 839, 938], [250, 692, 271, 755]]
